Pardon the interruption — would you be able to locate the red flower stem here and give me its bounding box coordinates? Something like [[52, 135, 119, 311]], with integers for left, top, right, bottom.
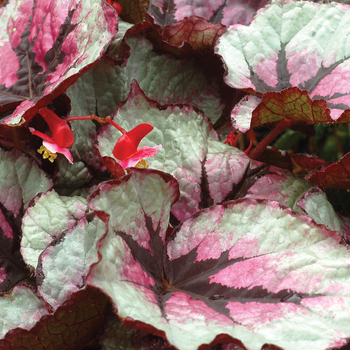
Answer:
[[248, 119, 293, 160], [106, 118, 127, 134], [65, 115, 127, 134], [232, 132, 242, 147]]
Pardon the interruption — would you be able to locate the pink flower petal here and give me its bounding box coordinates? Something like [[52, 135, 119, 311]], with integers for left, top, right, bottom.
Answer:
[[30, 127, 73, 164], [43, 141, 73, 164], [119, 145, 162, 169]]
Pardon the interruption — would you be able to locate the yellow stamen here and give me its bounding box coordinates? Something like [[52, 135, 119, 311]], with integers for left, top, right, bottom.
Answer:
[[135, 159, 149, 168], [37, 145, 57, 163]]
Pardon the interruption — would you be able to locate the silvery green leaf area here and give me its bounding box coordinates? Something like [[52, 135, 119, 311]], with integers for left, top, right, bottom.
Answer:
[[2, 0, 350, 349]]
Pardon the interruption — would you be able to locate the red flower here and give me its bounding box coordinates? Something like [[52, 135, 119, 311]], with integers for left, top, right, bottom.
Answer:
[[107, 120, 161, 169], [30, 108, 74, 164], [106, 0, 122, 15]]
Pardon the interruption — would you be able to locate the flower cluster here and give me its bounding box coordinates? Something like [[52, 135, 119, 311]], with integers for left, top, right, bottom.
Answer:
[[30, 109, 161, 170]]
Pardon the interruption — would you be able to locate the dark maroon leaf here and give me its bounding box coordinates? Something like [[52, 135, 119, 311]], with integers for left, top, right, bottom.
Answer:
[[257, 146, 293, 171], [0, 0, 118, 126], [292, 153, 330, 172], [306, 152, 350, 189], [0, 147, 51, 294], [117, 0, 149, 23], [0, 286, 109, 350], [100, 156, 125, 179]]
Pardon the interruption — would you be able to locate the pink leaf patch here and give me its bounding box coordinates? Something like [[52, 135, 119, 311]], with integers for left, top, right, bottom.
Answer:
[[0, 0, 118, 126], [87, 170, 350, 350], [216, 1, 350, 130]]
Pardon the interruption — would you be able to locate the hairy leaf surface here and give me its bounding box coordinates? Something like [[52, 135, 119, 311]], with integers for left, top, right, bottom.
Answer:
[[67, 35, 223, 124]]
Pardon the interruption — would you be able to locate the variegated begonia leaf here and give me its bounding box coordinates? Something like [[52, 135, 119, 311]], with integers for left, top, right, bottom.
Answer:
[[87, 169, 350, 350], [97, 81, 311, 222], [21, 189, 107, 311], [21, 190, 88, 269], [97, 80, 232, 221], [66, 35, 223, 124], [0, 0, 118, 126], [150, 0, 269, 27], [215, 1, 350, 132], [0, 286, 109, 349], [0, 147, 51, 294]]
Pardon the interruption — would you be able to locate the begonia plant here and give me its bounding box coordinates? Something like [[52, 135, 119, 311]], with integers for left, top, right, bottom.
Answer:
[[2, 0, 350, 350]]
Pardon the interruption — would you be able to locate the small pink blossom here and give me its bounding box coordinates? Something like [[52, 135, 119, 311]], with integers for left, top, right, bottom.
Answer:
[[29, 128, 73, 164], [107, 119, 162, 169]]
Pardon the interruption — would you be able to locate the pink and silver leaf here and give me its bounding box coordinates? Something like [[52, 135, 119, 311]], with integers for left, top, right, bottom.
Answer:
[[0, 0, 118, 125], [215, 1, 350, 130], [87, 169, 350, 350]]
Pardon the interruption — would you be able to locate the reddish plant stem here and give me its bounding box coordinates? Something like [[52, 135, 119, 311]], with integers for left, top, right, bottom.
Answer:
[[248, 119, 293, 160], [65, 114, 127, 134], [106, 118, 127, 134]]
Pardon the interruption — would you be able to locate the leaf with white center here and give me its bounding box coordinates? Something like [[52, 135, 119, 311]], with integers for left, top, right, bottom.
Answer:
[[97, 81, 264, 221], [21, 191, 87, 269], [215, 1, 350, 131], [37, 213, 106, 310], [87, 169, 350, 350]]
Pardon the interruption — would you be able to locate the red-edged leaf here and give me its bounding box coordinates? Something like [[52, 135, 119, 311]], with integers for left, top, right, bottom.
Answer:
[[87, 170, 350, 350], [145, 14, 225, 55], [306, 152, 350, 189], [216, 1, 350, 131], [0, 0, 118, 126], [250, 87, 333, 128], [161, 16, 226, 52]]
